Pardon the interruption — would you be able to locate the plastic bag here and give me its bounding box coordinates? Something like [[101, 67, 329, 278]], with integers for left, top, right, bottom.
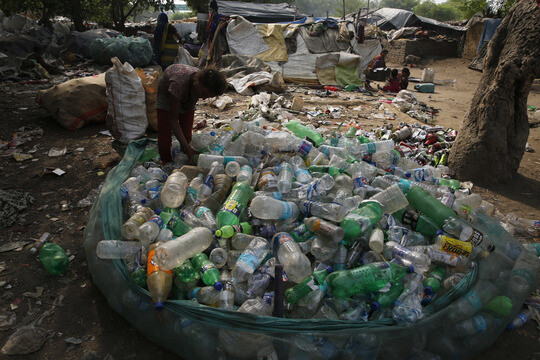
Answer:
[[105, 58, 147, 144], [90, 36, 153, 68]]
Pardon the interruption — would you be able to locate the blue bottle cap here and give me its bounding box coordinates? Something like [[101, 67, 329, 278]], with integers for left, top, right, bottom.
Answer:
[[326, 266, 333, 274], [214, 281, 223, 291], [408, 265, 415, 273], [405, 172, 411, 178], [436, 230, 444, 235], [210, 131, 216, 136], [424, 286, 433, 297], [155, 302, 164, 311], [506, 323, 515, 330], [155, 209, 162, 215], [370, 301, 380, 313]]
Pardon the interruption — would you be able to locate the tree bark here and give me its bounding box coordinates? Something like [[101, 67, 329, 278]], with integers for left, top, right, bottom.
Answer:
[[448, 0, 540, 184]]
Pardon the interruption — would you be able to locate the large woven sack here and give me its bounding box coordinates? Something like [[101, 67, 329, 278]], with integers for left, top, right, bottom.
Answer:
[[105, 57, 147, 144], [37, 74, 107, 130]]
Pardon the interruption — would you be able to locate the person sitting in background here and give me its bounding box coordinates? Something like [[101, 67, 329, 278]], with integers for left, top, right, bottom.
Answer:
[[364, 49, 389, 91], [398, 67, 410, 90], [379, 68, 401, 93], [156, 64, 228, 164], [154, 13, 183, 70]]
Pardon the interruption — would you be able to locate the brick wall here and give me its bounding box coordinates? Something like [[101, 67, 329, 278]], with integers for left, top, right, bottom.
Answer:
[[386, 38, 460, 64]]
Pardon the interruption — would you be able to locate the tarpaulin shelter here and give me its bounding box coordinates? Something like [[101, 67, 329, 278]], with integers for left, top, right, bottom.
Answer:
[[215, 0, 307, 23], [362, 8, 466, 40]]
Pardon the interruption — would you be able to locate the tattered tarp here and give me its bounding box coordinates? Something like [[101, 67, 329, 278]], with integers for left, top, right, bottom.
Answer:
[[477, 18, 501, 53], [214, 0, 307, 23], [363, 8, 466, 40]]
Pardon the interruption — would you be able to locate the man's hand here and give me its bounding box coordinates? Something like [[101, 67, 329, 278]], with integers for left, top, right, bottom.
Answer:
[[185, 146, 198, 165]]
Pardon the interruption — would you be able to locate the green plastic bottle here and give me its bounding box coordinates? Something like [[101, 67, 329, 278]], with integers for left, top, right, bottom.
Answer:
[[485, 296, 513, 316], [423, 266, 447, 299], [39, 243, 69, 275], [289, 223, 314, 242], [216, 181, 254, 229], [339, 201, 383, 244], [345, 126, 357, 138], [173, 259, 200, 292], [357, 135, 372, 144], [130, 268, 148, 289], [163, 213, 192, 237], [215, 222, 252, 238], [308, 165, 350, 177], [405, 186, 456, 228], [285, 266, 332, 305], [370, 282, 405, 312], [191, 253, 223, 290], [393, 208, 440, 237], [285, 120, 324, 146], [327, 262, 412, 299], [434, 177, 460, 190]]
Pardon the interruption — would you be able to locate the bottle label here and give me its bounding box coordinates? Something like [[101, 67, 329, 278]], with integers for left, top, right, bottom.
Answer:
[[147, 249, 172, 276], [203, 175, 215, 191], [305, 277, 319, 291], [272, 192, 283, 200], [130, 212, 149, 227], [302, 201, 314, 216], [473, 314, 487, 332], [352, 177, 368, 189], [241, 165, 253, 174], [200, 262, 217, 275], [397, 179, 412, 193], [534, 220, 540, 229], [311, 219, 334, 235], [272, 233, 293, 254], [429, 249, 458, 266], [440, 193, 455, 208], [258, 170, 276, 189], [365, 142, 376, 154], [196, 206, 211, 218], [456, 204, 472, 218], [187, 187, 197, 197], [441, 237, 472, 257], [223, 156, 235, 164], [279, 202, 294, 220], [297, 141, 312, 156], [413, 169, 426, 182], [147, 215, 164, 229], [294, 168, 310, 179], [237, 253, 260, 271], [401, 209, 419, 229], [392, 246, 411, 260], [222, 199, 242, 217], [232, 224, 243, 234], [464, 291, 483, 312], [464, 229, 484, 246], [430, 273, 443, 283]]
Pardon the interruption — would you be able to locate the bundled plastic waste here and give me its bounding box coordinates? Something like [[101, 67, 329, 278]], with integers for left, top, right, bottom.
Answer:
[[87, 110, 540, 360]]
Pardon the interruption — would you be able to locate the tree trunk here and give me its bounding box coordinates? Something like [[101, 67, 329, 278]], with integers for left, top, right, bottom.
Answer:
[[448, 0, 540, 184]]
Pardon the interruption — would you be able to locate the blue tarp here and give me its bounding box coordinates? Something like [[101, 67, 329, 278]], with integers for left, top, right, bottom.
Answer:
[[477, 18, 502, 53]]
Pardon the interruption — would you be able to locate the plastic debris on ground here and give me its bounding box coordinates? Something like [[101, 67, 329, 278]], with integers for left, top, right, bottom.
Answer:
[[85, 101, 540, 360]]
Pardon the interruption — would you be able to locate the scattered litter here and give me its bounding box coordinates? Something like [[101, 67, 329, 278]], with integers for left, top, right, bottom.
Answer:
[[65, 337, 83, 345], [0, 311, 16, 331], [12, 153, 33, 162], [48, 147, 67, 157], [22, 287, 44, 299], [100, 130, 112, 137], [0, 241, 32, 253], [76, 147, 85, 152], [52, 168, 66, 176], [0, 326, 47, 355]]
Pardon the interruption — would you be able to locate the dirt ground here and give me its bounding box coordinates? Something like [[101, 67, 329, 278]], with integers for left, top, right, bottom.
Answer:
[[0, 57, 539, 360]]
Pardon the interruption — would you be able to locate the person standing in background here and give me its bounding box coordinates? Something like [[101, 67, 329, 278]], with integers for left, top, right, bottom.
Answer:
[[154, 12, 183, 70]]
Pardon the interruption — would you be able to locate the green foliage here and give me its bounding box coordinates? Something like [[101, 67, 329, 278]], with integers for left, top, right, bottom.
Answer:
[[449, 0, 486, 18], [414, 0, 464, 21], [379, 0, 420, 11], [185, 0, 207, 13], [170, 11, 194, 20]]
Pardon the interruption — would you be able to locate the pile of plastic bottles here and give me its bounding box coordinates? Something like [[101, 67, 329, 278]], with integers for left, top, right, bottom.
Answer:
[[96, 113, 540, 333]]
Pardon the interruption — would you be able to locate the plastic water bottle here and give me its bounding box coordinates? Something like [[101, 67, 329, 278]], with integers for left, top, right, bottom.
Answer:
[[423, 266, 446, 304], [332, 242, 348, 271], [121, 177, 141, 199], [368, 227, 384, 253], [137, 213, 164, 245], [218, 269, 236, 310], [197, 162, 224, 201], [326, 262, 412, 299], [39, 243, 69, 275], [178, 209, 200, 228], [147, 241, 173, 311], [209, 247, 228, 269], [340, 201, 383, 244], [190, 131, 216, 150], [299, 201, 347, 223], [231, 237, 270, 282], [271, 232, 311, 283], [194, 206, 217, 230], [191, 253, 223, 290], [507, 309, 532, 330], [121, 206, 154, 240], [153, 227, 214, 270], [250, 196, 299, 222], [216, 181, 254, 228], [290, 155, 312, 183], [352, 139, 394, 157], [224, 161, 241, 177], [146, 167, 168, 182], [210, 130, 235, 155], [231, 233, 260, 250], [160, 170, 188, 208], [304, 217, 344, 243], [392, 273, 425, 325], [236, 165, 253, 184], [183, 174, 203, 211], [447, 312, 502, 335], [285, 266, 332, 304], [443, 217, 495, 252], [310, 236, 338, 261], [246, 270, 272, 299], [197, 154, 249, 171], [189, 286, 220, 305], [276, 162, 294, 194], [383, 241, 430, 274], [370, 183, 409, 214], [446, 280, 499, 322]]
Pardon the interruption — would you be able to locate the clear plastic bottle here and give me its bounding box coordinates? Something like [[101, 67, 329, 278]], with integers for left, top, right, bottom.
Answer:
[[446, 280, 499, 322], [370, 183, 409, 215], [443, 217, 495, 252], [225, 161, 241, 177], [121, 177, 141, 199], [179, 209, 200, 228], [197, 154, 249, 171], [190, 131, 216, 150], [447, 312, 502, 335], [352, 139, 395, 157], [507, 309, 532, 330], [299, 201, 347, 223], [231, 236, 269, 282], [271, 232, 312, 283], [137, 214, 164, 245], [383, 241, 431, 274], [392, 273, 425, 325], [147, 241, 173, 311], [310, 236, 338, 261], [189, 286, 220, 305], [160, 170, 188, 208], [276, 162, 294, 194], [121, 206, 154, 240], [194, 206, 217, 230], [290, 155, 312, 183], [219, 269, 236, 310], [197, 162, 225, 201], [368, 227, 384, 253], [209, 247, 228, 269], [146, 167, 168, 182], [183, 174, 203, 211], [304, 216, 344, 243], [209, 130, 235, 155], [231, 233, 259, 250], [236, 165, 253, 184], [154, 227, 214, 270], [96, 240, 145, 259], [332, 242, 348, 271], [246, 270, 272, 299], [250, 196, 299, 222]]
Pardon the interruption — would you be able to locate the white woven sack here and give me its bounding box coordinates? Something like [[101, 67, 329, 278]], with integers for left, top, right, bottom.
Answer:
[[105, 57, 147, 144]]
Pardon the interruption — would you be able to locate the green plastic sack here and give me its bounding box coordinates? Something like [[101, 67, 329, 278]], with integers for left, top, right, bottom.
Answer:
[[84, 139, 539, 360], [90, 35, 153, 68]]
